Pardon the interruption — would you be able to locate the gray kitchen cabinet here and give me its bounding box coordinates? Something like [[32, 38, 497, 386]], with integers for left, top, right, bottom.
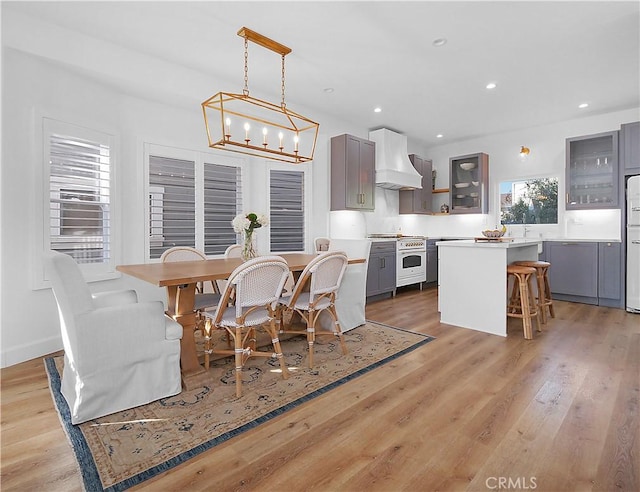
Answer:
[[366, 241, 396, 298], [449, 152, 489, 214], [543, 241, 623, 307], [546, 242, 599, 304], [426, 239, 438, 284], [620, 121, 640, 174], [598, 241, 622, 307], [331, 134, 375, 211], [566, 131, 619, 209], [399, 154, 433, 214]]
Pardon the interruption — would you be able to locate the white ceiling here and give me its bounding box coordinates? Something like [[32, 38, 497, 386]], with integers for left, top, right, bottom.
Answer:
[[4, 1, 640, 147]]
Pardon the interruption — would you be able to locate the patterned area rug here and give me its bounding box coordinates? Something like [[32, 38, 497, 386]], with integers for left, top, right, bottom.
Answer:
[[45, 321, 434, 491]]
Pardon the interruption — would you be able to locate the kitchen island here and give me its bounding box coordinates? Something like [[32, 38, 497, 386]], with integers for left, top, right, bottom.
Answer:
[[436, 238, 541, 337]]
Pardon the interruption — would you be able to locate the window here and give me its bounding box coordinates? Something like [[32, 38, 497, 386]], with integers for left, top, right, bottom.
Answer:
[[500, 177, 559, 224], [47, 123, 113, 265], [148, 155, 196, 259], [204, 162, 241, 255], [270, 169, 305, 252], [146, 145, 242, 259]]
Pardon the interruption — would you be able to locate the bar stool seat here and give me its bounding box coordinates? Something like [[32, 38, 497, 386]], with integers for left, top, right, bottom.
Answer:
[[507, 264, 541, 340], [513, 260, 555, 324]]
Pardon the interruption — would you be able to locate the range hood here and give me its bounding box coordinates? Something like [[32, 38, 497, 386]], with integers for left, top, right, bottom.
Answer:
[[368, 128, 422, 190]]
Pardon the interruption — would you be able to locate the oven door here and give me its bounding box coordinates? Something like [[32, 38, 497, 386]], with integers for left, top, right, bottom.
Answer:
[[396, 250, 427, 287]]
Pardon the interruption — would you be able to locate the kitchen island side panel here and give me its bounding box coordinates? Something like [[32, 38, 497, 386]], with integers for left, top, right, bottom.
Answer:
[[437, 240, 540, 337]]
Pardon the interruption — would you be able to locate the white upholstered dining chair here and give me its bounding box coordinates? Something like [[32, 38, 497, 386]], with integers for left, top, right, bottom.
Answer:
[[202, 256, 291, 397], [45, 251, 182, 424], [278, 251, 349, 368]]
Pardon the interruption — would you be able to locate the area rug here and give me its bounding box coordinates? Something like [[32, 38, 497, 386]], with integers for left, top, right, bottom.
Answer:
[[45, 321, 434, 491]]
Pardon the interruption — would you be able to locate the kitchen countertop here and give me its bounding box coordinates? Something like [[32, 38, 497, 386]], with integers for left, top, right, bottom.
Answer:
[[435, 238, 541, 248]]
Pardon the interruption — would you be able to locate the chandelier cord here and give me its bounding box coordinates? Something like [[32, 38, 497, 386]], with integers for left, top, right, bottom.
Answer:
[[243, 36, 249, 96], [281, 54, 286, 109]]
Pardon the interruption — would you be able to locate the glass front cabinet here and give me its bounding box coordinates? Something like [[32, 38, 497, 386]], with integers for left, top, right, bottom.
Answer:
[[449, 152, 489, 214], [566, 131, 619, 209]]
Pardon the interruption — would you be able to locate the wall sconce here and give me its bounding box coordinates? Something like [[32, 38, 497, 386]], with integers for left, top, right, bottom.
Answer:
[[519, 146, 531, 161]]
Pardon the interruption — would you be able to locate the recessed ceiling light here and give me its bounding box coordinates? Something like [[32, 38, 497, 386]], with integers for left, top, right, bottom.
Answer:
[[486, 82, 497, 90], [578, 102, 589, 109], [374, 107, 382, 113], [323, 87, 334, 93], [436, 134, 444, 139], [432, 38, 447, 47]]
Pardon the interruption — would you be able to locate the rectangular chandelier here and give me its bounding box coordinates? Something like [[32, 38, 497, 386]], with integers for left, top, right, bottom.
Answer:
[[202, 28, 319, 164]]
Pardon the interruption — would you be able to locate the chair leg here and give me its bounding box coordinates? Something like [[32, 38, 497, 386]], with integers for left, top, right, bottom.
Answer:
[[203, 318, 212, 370], [328, 305, 348, 355], [234, 327, 244, 398], [518, 274, 533, 340], [535, 271, 547, 324], [307, 309, 315, 368], [544, 274, 555, 318], [528, 275, 542, 333], [264, 318, 290, 379]]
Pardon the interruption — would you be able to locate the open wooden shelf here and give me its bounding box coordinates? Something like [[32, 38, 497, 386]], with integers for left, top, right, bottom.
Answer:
[[431, 212, 450, 216], [433, 188, 450, 194]]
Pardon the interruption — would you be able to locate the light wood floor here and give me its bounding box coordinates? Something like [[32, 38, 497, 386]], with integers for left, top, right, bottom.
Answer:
[[1, 287, 638, 491]]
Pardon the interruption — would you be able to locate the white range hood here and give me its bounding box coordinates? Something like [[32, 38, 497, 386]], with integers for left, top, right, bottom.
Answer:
[[368, 128, 422, 190]]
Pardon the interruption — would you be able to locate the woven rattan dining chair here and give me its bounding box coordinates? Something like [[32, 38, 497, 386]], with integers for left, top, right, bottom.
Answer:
[[202, 256, 291, 397], [278, 251, 349, 368], [160, 247, 221, 366], [224, 244, 243, 258]]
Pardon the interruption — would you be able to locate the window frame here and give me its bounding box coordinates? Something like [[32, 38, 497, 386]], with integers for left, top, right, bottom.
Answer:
[[143, 143, 245, 261], [266, 161, 311, 253], [32, 116, 120, 289], [498, 174, 560, 226]]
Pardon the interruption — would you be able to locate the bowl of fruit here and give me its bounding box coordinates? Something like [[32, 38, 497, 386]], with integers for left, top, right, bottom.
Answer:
[[481, 225, 507, 239]]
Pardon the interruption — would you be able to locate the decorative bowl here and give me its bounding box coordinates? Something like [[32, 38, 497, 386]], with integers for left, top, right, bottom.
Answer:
[[471, 181, 480, 186], [481, 229, 505, 238], [454, 182, 470, 188], [459, 162, 476, 171]]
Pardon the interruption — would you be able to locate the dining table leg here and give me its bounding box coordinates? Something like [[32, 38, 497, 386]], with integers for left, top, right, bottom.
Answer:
[[166, 284, 213, 390]]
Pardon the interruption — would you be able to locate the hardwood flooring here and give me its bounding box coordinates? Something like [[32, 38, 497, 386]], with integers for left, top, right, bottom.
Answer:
[[1, 286, 638, 491]]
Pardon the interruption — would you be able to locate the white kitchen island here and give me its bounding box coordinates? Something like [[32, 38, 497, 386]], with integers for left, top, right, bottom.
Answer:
[[436, 239, 541, 337]]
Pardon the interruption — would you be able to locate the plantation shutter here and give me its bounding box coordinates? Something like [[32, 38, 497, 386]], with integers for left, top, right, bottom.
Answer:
[[203, 162, 241, 255], [270, 170, 304, 252], [49, 133, 111, 264], [148, 156, 196, 259]]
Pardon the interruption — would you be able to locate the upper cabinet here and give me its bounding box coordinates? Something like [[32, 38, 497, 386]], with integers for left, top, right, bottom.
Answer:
[[620, 121, 640, 174], [449, 152, 489, 214], [566, 130, 619, 209], [330, 134, 375, 211], [399, 154, 433, 214]]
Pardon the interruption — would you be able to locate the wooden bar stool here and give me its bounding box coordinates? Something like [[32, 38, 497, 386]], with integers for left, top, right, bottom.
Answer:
[[507, 264, 541, 340], [514, 260, 555, 324]]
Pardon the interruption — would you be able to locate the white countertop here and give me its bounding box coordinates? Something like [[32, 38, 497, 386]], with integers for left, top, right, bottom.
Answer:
[[435, 238, 541, 249]]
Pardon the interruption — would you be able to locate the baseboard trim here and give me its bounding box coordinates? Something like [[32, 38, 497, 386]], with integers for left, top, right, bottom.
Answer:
[[1, 335, 62, 368]]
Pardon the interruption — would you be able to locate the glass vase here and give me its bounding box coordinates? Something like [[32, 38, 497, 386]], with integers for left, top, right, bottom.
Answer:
[[241, 230, 257, 261]]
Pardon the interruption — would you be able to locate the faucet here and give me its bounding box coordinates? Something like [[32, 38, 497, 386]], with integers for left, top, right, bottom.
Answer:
[[523, 225, 532, 238]]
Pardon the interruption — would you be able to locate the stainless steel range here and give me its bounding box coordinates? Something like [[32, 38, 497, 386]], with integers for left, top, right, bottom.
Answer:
[[396, 236, 427, 288], [368, 234, 427, 288]]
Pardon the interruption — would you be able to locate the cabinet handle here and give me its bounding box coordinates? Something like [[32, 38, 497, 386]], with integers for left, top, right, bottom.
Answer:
[[381, 257, 385, 268], [561, 242, 581, 246], [566, 193, 569, 204], [632, 240, 640, 245]]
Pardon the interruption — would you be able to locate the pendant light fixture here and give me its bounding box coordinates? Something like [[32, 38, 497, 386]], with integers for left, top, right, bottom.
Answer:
[[519, 146, 531, 161], [202, 27, 319, 164]]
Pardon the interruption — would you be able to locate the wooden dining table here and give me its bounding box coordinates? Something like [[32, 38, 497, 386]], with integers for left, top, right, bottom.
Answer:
[[117, 253, 364, 389]]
